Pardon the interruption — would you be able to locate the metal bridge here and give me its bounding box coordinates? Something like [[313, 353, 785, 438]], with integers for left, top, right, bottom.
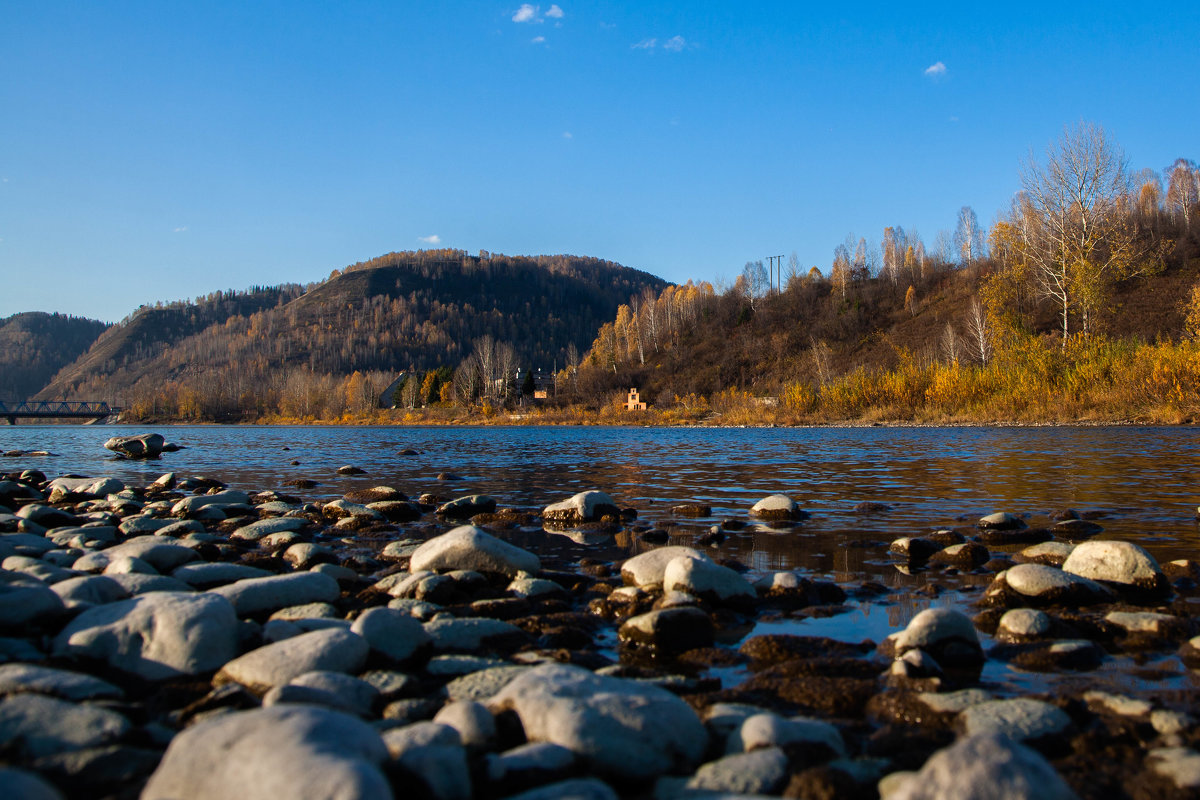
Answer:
[[0, 401, 121, 425]]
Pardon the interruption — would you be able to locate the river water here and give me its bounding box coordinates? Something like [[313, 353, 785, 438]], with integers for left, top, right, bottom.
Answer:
[[5, 424, 1200, 697]]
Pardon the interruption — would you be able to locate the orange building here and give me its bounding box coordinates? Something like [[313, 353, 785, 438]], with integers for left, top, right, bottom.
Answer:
[[625, 388, 647, 411]]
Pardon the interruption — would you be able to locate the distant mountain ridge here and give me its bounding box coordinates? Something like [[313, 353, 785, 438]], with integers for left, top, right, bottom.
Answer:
[[0, 312, 109, 400], [35, 250, 668, 413]]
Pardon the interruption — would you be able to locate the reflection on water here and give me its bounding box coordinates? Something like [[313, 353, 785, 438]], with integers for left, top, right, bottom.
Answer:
[[5, 424, 1200, 696]]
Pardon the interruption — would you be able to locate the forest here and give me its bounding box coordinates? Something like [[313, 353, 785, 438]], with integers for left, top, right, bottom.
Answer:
[[0, 312, 109, 400], [15, 124, 1200, 426]]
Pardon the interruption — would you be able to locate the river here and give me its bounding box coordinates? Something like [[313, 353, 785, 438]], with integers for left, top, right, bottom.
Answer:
[[4, 423, 1199, 697]]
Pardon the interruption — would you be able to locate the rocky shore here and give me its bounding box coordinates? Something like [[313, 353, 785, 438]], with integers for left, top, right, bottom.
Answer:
[[2, 451, 1200, 799]]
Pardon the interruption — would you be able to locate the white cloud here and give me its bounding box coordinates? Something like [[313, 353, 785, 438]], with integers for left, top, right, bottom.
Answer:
[[419, 234, 441, 244], [662, 35, 686, 52], [532, 35, 545, 43], [512, 4, 537, 23], [632, 38, 656, 49], [562, 131, 573, 139], [172, 226, 188, 233], [924, 61, 947, 77], [546, 4, 563, 18]]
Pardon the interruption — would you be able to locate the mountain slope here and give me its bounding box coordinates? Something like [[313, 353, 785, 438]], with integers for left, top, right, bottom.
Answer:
[[0, 312, 109, 400]]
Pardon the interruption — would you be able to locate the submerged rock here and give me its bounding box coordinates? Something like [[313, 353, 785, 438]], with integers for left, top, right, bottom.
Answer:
[[104, 433, 165, 459], [749, 494, 807, 522], [543, 491, 620, 525]]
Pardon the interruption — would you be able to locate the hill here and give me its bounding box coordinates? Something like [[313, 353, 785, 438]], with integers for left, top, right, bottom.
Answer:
[[38, 250, 668, 420], [0, 312, 109, 401]]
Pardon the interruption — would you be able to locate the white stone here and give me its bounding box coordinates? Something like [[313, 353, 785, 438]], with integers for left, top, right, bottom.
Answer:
[[997, 608, 1053, 639], [214, 628, 369, 694], [140, 705, 391, 800], [749, 494, 800, 517], [53, 591, 238, 680], [171, 489, 251, 517], [170, 562, 273, 588], [263, 670, 380, 717], [887, 733, 1077, 800], [1105, 610, 1178, 634], [434, 700, 496, 749], [231, 517, 306, 542], [0, 663, 122, 702], [351, 607, 432, 664], [620, 546, 708, 588], [49, 575, 129, 610], [918, 689, 993, 715], [686, 747, 789, 794], [424, 617, 523, 652], [893, 607, 980, 653], [410, 525, 540, 578], [1062, 539, 1165, 589], [662, 555, 754, 602], [729, 712, 845, 756], [486, 663, 706, 781], [542, 491, 618, 523], [210, 571, 341, 616], [1148, 747, 1200, 789]]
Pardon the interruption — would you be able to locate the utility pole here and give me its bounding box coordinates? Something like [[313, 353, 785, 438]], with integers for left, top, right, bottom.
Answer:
[[766, 254, 784, 293]]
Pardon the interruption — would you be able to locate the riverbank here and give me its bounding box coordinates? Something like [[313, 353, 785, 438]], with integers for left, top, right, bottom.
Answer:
[[2, 449, 1200, 798]]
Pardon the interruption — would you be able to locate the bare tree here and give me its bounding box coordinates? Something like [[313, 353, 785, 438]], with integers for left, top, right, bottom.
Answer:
[[954, 206, 985, 269], [1166, 158, 1199, 229], [831, 244, 851, 299], [1019, 121, 1143, 342], [496, 341, 516, 399], [940, 323, 962, 364], [472, 335, 497, 397], [963, 298, 992, 365], [741, 260, 769, 307]]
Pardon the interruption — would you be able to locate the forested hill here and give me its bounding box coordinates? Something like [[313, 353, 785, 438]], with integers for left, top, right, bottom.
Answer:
[[36, 250, 668, 418], [0, 312, 110, 400]]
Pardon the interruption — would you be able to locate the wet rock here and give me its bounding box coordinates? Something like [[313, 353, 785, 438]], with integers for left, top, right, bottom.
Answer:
[[740, 634, 873, 667], [486, 662, 707, 781], [1179, 635, 1200, 667], [1104, 610, 1189, 640], [1062, 539, 1170, 597], [230, 516, 307, 542], [1013, 542, 1075, 567], [929, 542, 990, 570], [214, 628, 369, 694], [885, 607, 984, 674], [981, 563, 1113, 608], [210, 571, 341, 617], [977, 512, 1026, 531], [1147, 747, 1200, 790], [0, 664, 122, 702], [995, 608, 1053, 641], [409, 525, 540, 578], [263, 670, 380, 717], [996, 639, 1106, 672], [437, 495, 498, 519], [369, 500, 423, 522], [621, 546, 707, 587], [738, 662, 878, 717], [350, 607, 433, 665], [686, 747, 790, 794], [958, 697, 1072, 745], [104, 433, 165, 459], [889, 537, 940, 566], [336, 465, 367, 475], [854, 501, 893, 514], [54, 591, 238, 680], [1053, 518, 1103, 539], [1082, 690, 1152, 717], [671, 503, 711, 517], [543, 491, 620, 524], [618, 606, 714, 657], [171, 489, 251, 518], [885, 732, 1077, 799], [729, 712, 845, 758], [662, 554, 754, 604], [749, 494, 807, 521], [141, 705, 391, 800], [977, 527, 1053, 546], [344, 486, 407, 504]]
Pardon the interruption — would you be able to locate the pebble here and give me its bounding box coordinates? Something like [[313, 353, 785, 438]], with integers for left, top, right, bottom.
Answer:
[[214, 628, 369, 694], [885, 733, 1077, 799], [210, 571, 341, 616], [685, 747, 790, 794], [958, 697, 1072, 743], [409, 525, 540, 577]]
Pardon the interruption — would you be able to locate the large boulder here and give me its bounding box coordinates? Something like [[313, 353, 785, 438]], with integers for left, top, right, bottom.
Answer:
[[0, 693, 131, 759], [486, 663, 706, 781], [409, 526, 540, 578], [53, 591, 239, 681], [981, 564, 1113, 608], [749, 494, 806, 522], [542, 491, 620, 525], [1062, 539, 1169, 596], [104, 433, 165, 459], [621, 546, 708, 588], [140, 705, 391, 800], [662, 554, 754, 604]]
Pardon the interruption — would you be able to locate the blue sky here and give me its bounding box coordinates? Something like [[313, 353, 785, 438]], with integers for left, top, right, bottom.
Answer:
[[3, 2, 1198, 322]]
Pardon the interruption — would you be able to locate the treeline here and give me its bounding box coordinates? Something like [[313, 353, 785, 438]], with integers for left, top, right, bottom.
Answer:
[[566, 124, 1200, 423], [0, 312, 109, 400], [51, 252, 666, 421]]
